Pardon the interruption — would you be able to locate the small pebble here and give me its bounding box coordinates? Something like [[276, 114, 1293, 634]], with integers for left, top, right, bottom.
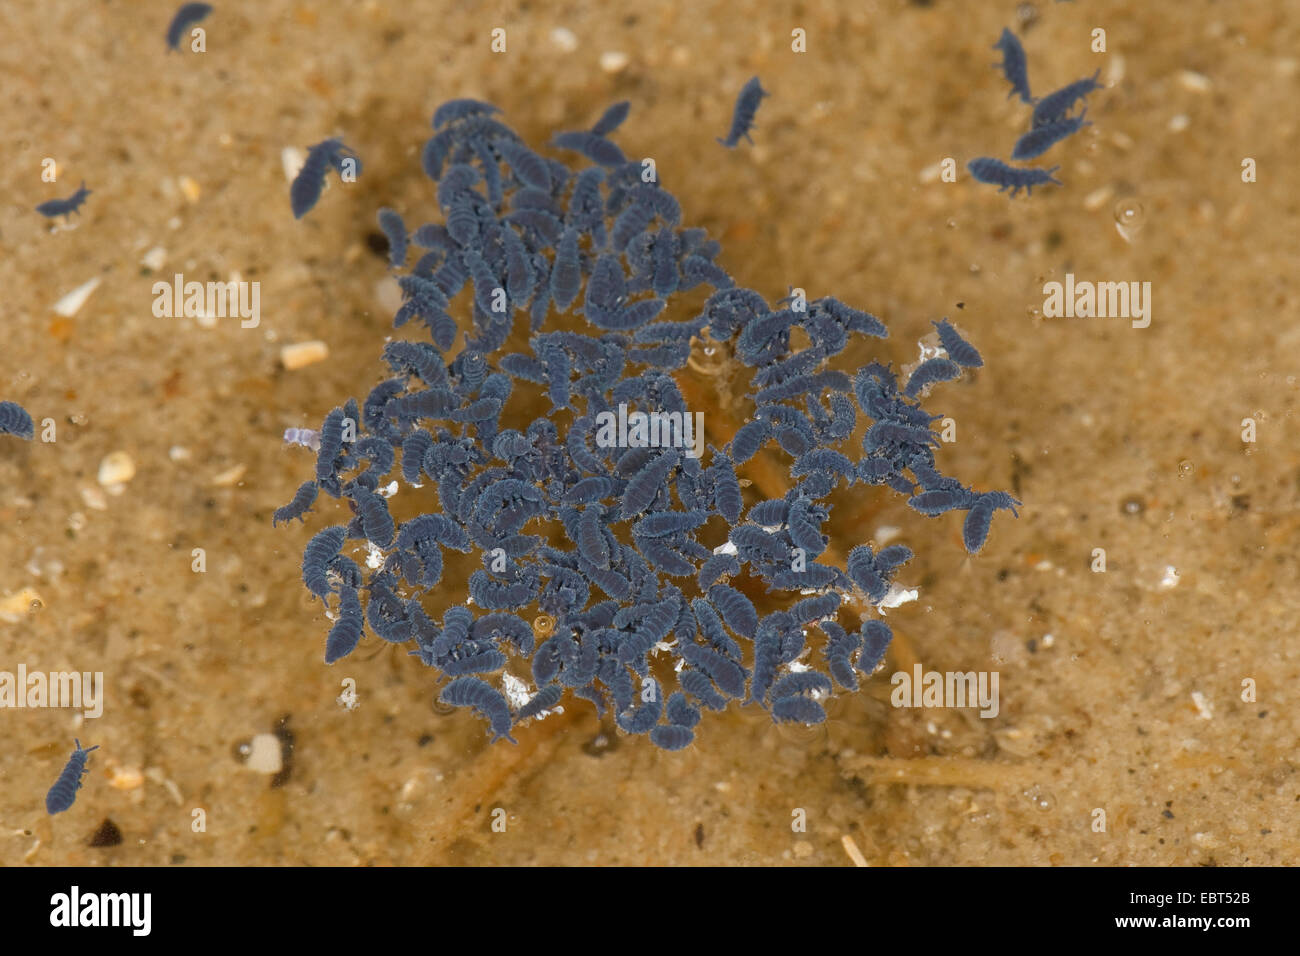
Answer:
[[87, 819, 123, 848], [599, 50, 629, 73], [108, 766, 145, 791], [140, 246, 168, 271], [1178, 69, 1212, 93], [80, 485, 109, 511], [550, 27, 578, 53], [375, 276, 403, 315], [1082, 185, 1114, 212], [1110, 130, 1135, 152], [280, 340, 330, 370], [210, 464, 247, 487], [1106, 53, 1126, 86], [97, 451, 137, 487], [917, 160, 947, 185], [240, 733, 284, 774], [282, 146, 307, 183], [178, 176, 201, 203]]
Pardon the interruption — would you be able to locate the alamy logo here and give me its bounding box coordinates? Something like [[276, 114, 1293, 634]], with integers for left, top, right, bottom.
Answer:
[[890, 664, 999, 718], [1042, 273, 1151, 328], [0, 666, 103, 718], [593, 402, 705, 458], [49, 886, 151, 936], [152, 273, 260, 328]]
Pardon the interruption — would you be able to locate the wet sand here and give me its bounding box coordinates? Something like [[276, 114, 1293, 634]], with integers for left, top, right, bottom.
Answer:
[[1, 0, 1297, 865]]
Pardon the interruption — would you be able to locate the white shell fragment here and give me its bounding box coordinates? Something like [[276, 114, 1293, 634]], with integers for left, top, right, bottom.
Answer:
[[1191, 691, 1213, 720], [877, 584, 919, 610], [52, 277, 102, 317]]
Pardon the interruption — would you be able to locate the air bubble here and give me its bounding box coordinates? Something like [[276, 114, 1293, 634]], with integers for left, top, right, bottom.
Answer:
[[1178, 459, 1193, 477], [687, 332, 730, 376], [1114, 198, 1146, 243], [775, 715, 829, 746], [820, 692, 848, 720], [1023, 785, 1056, 812]]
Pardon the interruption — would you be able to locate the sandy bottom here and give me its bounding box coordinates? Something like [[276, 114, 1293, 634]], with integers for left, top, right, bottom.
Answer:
[[1, 0, 1297, 866]]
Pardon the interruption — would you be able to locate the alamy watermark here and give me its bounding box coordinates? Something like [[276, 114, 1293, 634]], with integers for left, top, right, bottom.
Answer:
[[50, 886, 151, 936], [593, 402, 704, 458], [0, 665, 103, 718], [152, 273, 260, 327], [1042, 273, 1151, 328], [890, 664, 999, 718]]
